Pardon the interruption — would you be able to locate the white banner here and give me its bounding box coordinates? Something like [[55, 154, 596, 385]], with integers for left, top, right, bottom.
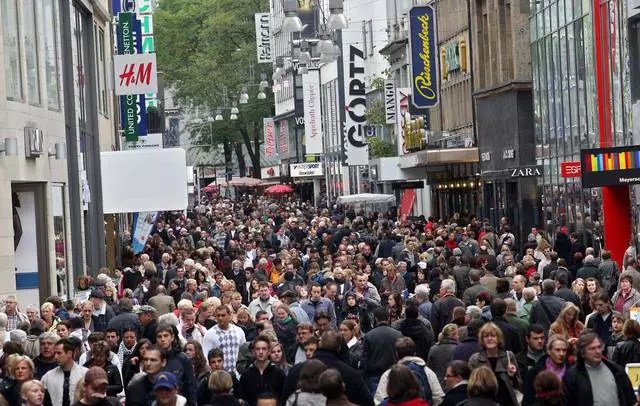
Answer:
[[114, 53, 158, 95], [384, 81, 396, 124], [302, 69, 323, 154], [255, 13, 272, 64], [261, 166, 281, 179], [290, 162, 324, 177], [342, 35, 368, 166], [396, 88, 411, 155]]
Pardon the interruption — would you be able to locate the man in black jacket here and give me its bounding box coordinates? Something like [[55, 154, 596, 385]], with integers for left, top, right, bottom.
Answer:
[[136, 305, 158, 343], [442, 360, 470, 406], [562, 331, 635, 406], [489, 299, 523, 354], [431, 279, 465, 335], [125, 346, 167, 406], [362, 307, 402, 393], [155, 325, 197, 405], [529, 280, 566, 329], [239, 335, 285, 405], [396, 302, 435, 362], [282, 331, 373, 406]]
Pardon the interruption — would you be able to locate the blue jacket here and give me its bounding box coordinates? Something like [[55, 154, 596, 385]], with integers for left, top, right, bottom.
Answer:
[[300, 298, 337, 329]]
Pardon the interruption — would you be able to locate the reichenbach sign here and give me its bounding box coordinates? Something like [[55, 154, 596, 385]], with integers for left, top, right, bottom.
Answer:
[[408, 5, 439, 109], [581, 145, 640, 187]]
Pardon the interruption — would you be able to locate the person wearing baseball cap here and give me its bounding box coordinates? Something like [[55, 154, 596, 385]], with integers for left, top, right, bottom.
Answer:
[[153, 372, 187, 406], [71, 367, 119, 406]]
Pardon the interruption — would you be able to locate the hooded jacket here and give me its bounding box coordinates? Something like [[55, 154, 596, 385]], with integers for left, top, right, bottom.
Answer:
[[374, 356, 444, 406]]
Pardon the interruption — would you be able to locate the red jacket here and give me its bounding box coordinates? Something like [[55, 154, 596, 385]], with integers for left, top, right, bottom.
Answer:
[[385, 399, 429, 406]]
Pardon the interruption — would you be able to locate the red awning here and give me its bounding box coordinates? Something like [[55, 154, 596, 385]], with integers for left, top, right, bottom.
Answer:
[[399, 189, 416, 223]]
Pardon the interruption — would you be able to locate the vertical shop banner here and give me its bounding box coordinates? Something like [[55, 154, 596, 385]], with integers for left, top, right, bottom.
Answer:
[[279, 120, 289, 155], [409, 5, 439, 108], [302, 69, 323, 154], [342, 32, 369, 166], [263, 118, 276, 157], [385, 81, 397, 124], [117, 12, 147, 141], [255, 13, 272, 63], [132, 211, 158, 254], [396, 88, 411, 155]]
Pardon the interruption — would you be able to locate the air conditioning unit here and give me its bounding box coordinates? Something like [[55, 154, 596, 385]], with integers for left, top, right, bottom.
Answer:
[[24, 127, 44, 158]]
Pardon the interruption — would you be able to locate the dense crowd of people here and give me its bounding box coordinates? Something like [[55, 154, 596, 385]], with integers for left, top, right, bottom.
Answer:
[[1, 194, 639, 406]]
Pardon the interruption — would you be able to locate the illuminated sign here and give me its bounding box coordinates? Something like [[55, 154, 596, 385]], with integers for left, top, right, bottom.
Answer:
[[408, 5, 439, 109], [581, 146, 640, 187]]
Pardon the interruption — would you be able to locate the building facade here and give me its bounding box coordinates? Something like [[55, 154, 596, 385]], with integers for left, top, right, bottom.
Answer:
[[530, 0, 631, 242], [0, 0, 113, 303], [472, 0, 537, 242]]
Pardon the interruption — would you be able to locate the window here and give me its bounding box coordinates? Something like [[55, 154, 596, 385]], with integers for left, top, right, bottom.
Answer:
[[2, 0, 22, 100], [41, 0, 60, 110], [23, 0, 41, 105], [94, 24, 108, 116]]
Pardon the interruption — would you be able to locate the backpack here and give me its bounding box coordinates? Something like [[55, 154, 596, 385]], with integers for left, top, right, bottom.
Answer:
[[402, 361, 433, 403]]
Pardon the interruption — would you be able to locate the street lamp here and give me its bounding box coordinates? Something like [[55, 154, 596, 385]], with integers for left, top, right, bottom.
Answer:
[[327, 0, 348, 30], [281, 0, 303, 32]]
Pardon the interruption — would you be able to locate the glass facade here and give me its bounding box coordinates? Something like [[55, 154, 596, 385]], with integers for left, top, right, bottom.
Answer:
[[41, 0, 61, 111], [23, 0, 41, 105], [2, 0, 22, 100], [530, 0, 628, 234]]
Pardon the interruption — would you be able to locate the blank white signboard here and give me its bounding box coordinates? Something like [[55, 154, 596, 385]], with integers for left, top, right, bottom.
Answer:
[[101, 148, 188, 213]]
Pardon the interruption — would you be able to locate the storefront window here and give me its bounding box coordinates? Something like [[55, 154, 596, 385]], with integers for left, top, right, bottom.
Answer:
[[2, 0, 22, 100]]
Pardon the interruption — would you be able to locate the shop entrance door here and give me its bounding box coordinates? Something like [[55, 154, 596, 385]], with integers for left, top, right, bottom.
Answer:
[[11, 183, 51, 305]]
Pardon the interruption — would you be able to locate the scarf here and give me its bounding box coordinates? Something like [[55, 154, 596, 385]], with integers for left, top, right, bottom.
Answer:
[[118, 341, 135, 366]]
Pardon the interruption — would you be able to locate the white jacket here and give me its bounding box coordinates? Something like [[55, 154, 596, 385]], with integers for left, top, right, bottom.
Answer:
[[41, 363, 88, 406], [374, 356, 444, 405]]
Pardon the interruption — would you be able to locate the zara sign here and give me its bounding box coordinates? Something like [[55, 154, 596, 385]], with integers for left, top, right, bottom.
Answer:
[[510, 165, 543, 178]]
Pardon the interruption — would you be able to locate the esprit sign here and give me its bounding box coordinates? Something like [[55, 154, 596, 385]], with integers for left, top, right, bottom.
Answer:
[[409, 5, 439, 108], [290, 163, 324, 177], [114, 53, 158, 95], [561, 161, 581, 178]]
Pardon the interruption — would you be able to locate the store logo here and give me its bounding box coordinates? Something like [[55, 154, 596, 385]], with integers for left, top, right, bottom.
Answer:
[[409, 5, 439, 108]]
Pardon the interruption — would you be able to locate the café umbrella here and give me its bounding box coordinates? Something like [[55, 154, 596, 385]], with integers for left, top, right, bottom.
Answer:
[[264, 184, 294, 194]]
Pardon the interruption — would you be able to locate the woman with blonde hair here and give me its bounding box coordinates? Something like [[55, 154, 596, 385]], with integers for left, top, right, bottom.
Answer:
[[550, 302, 584, 349], [39, 303, 59, 333], [427, 323, 459, 389], [460, 366, 500, 405], [207, 370, 243, 405], [0, 354, 35, 404], [468, 323, 520, 406], [19, 379, 45, 406], [235, 307, 257, 342]]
